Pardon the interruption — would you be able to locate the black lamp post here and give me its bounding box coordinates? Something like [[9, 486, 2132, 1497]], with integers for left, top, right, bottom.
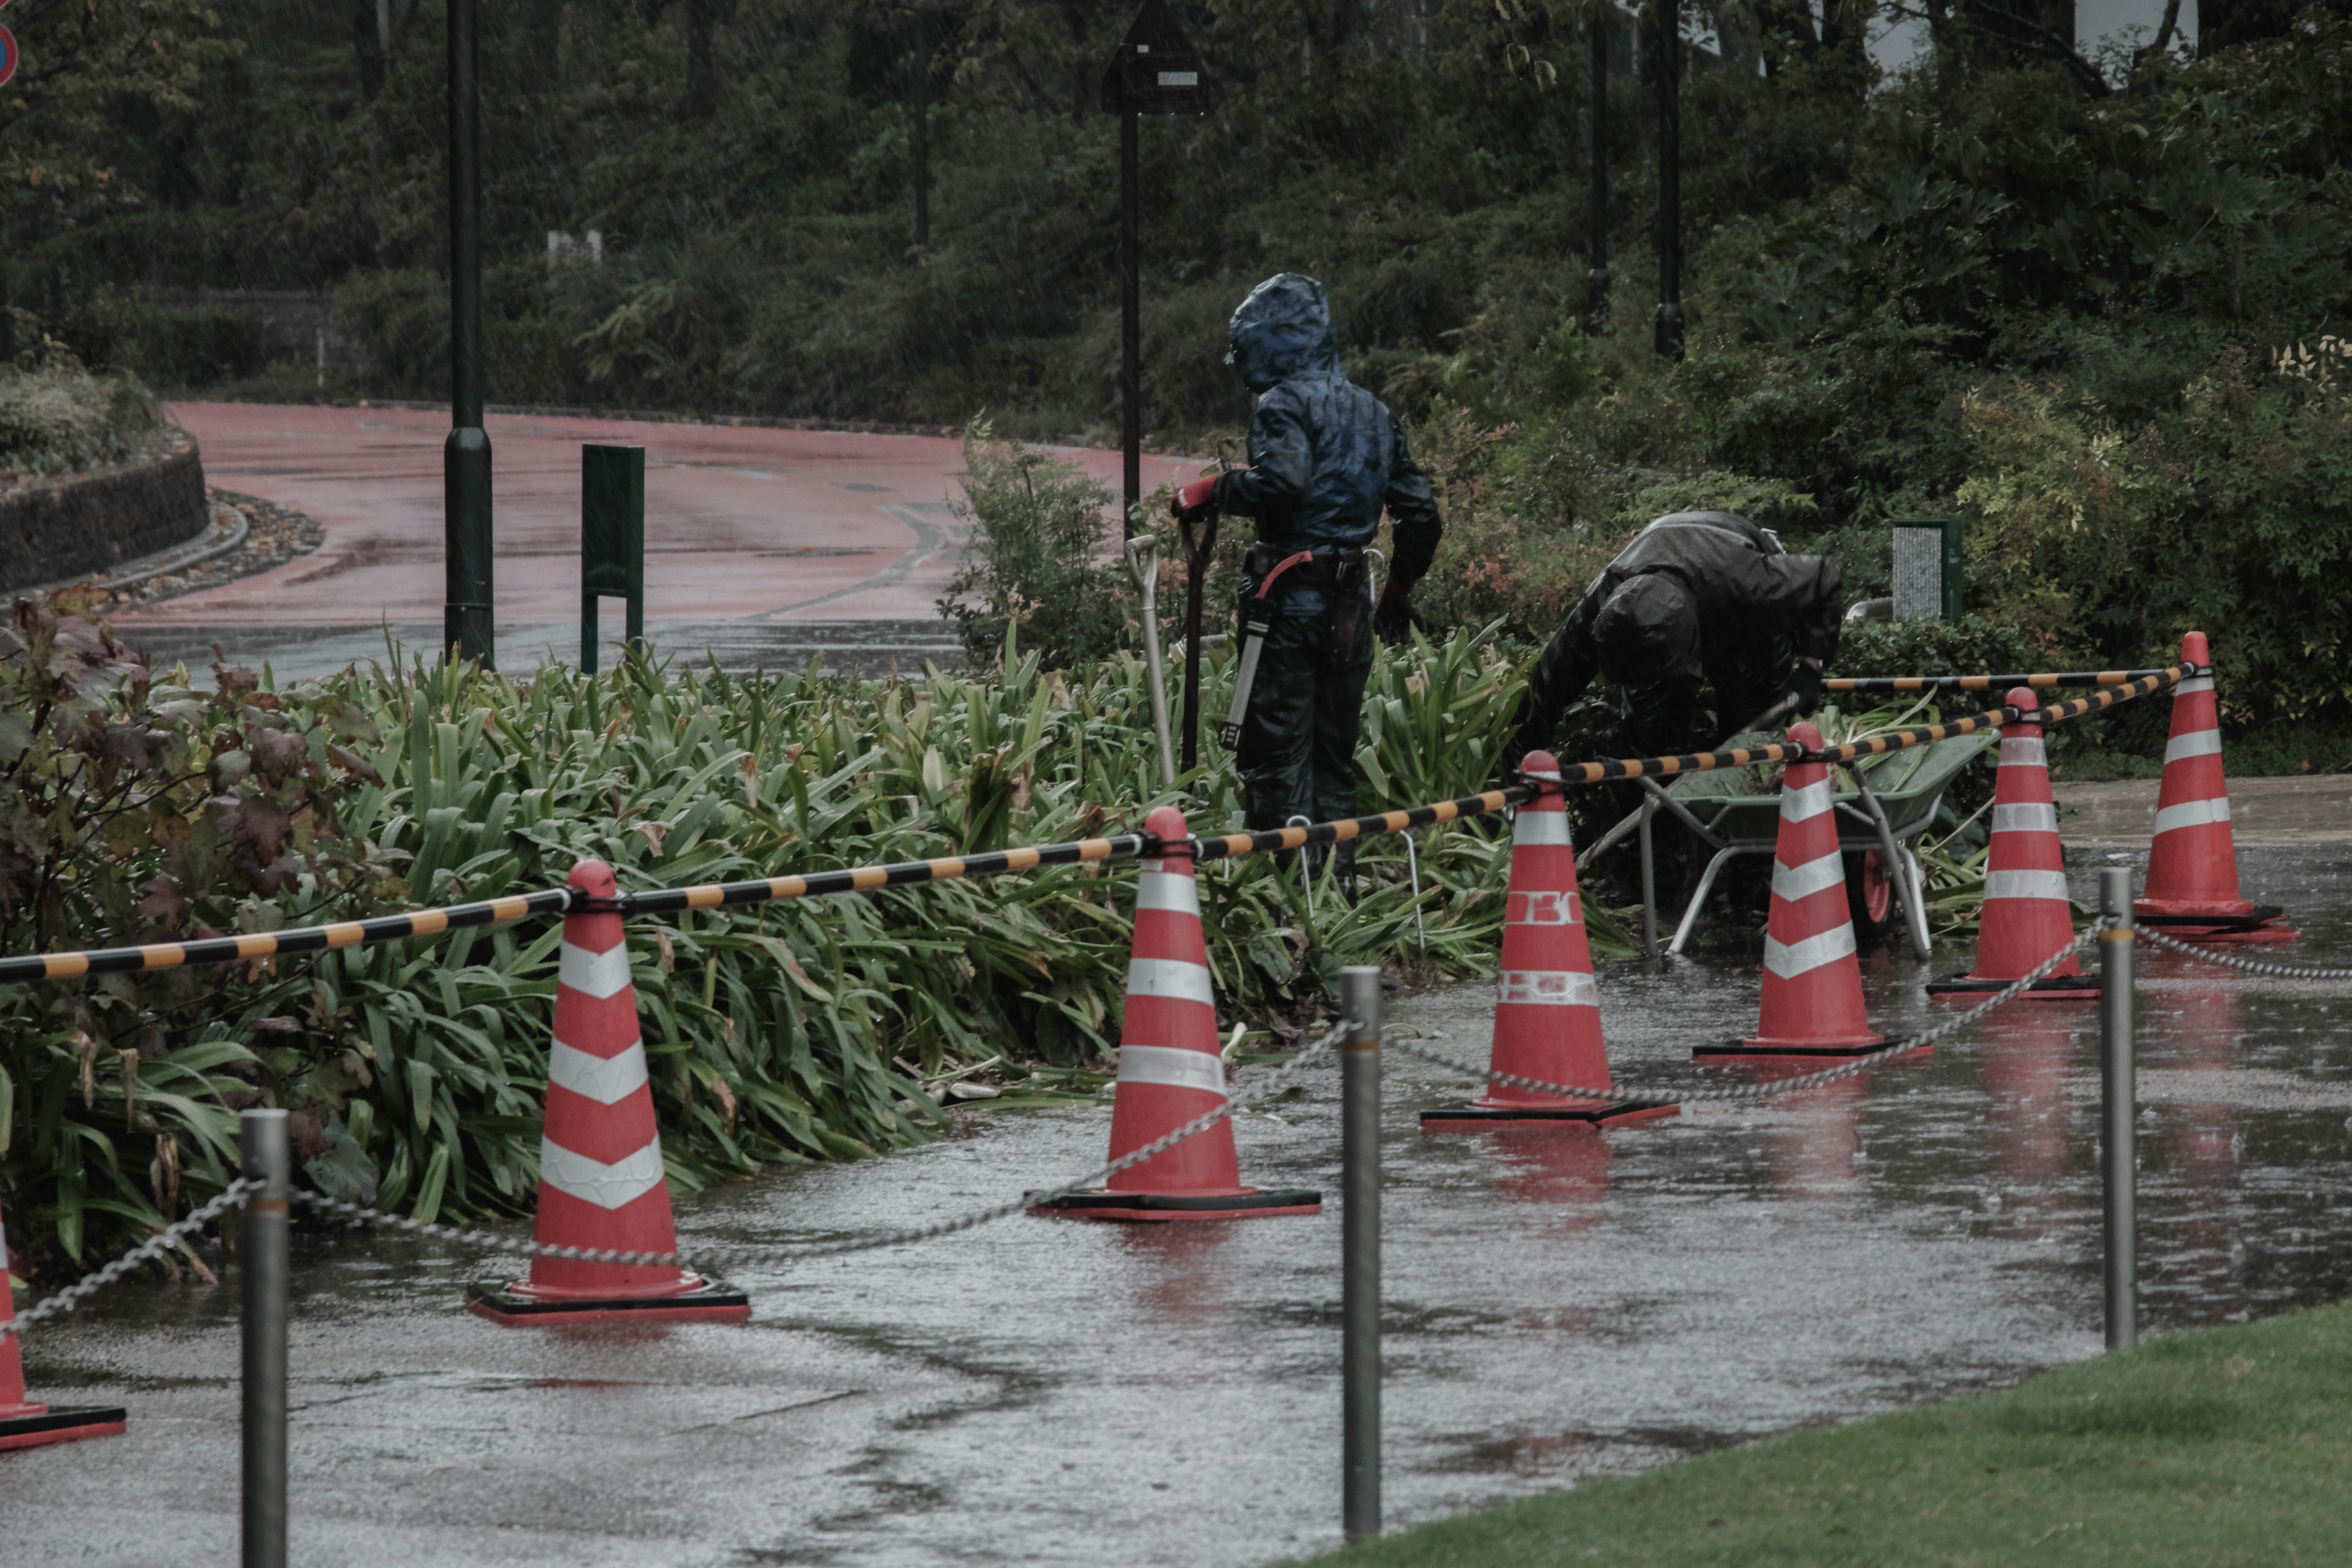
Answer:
[[1652, 0, 1684, 360], [445, 0, 494, 666], [1101, 0, 1209, 538], [1588, 14, 1610, 325]]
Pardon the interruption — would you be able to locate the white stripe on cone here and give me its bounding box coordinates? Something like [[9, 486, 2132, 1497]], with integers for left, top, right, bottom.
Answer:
[[538, 1139, 666, 1211], [1115, 1044, 1228, 1097], [1498, 970, 1599, 1007], [559, 941, 633, 1001], [1764, 924, 1858, 979], [1992, 802, 2058, 834], [1999, 737, 2048, 767], [2177, 676, 2214, 695], [1506, 889, 1581, 925], [2165, 729, 2222, 763], [1771, 853, 1845, 902], [1125, 956, 1217, 1008], [1984, 869, 2070, 902], [1780, 779, 1833, 823], [1512, 812, 1572, 846], [1136, 870, 1202, 916], [548, 1039, 650, 1105], [2155, 797, 2232, 835]]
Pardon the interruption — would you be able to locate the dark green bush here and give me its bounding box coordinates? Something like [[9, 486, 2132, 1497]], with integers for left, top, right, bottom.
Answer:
[[937, 420, 1133, 668]]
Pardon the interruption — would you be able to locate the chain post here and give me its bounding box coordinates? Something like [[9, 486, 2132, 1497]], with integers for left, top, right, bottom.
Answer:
[[1638, 796, 1659, 963], [2099, 869, 2137, 1351], [1340, 968, 1382, 1544], [240, 1110, 292, 1568]]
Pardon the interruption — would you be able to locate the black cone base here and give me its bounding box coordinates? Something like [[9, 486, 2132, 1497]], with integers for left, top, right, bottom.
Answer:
[[465, 1276, 750, 1325], [1692, 1038, 1902, 1063], [1925, 974, 2100, 998], [0, 1405, 127, 1452], [1421, 1101, 1678, 1131], [2135, 907, 2286, 932], [1030, 1188, 1321, 1223]]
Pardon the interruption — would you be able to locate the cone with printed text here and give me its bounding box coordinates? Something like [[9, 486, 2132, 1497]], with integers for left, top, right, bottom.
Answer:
[[467, 860, 750, 1323], [1033, 806, 1321, 1221], [0, 1195, 127, 1450], [1424, 753, 1675, 1130], [1926, 688, 2098, 1000], [2133, 632, 2294, 943], [1697, 723, 1891, 1061]]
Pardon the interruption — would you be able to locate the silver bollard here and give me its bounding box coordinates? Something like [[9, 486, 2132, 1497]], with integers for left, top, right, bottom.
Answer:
[[1340, 967, 1382, 1544], [2098, 868, 2136, 1352], [241, 1109, 292, 1568]]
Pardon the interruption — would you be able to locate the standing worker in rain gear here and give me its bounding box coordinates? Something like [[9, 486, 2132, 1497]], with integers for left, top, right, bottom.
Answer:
[[1172, 273, 1444, 864], [1501, 511, 1845, 777]]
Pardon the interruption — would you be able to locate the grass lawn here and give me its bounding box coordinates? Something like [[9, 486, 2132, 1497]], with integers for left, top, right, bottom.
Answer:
[[1292, 1302, 2352, 1567]]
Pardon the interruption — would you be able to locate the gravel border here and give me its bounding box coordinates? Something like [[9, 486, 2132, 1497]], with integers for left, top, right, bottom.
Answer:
[[78, 488, 325, 611]]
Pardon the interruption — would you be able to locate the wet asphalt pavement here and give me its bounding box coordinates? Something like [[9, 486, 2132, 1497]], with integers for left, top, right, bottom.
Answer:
[[6, 845, 2352, 1566]]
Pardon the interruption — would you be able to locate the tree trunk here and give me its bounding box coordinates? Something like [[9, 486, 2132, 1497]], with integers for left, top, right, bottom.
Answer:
[[683, 0, 716, 120], [352, 0, 387, 101]]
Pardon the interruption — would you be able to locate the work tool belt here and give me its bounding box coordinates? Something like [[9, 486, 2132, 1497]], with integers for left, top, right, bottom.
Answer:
[[1246, 543, 1369, 661]]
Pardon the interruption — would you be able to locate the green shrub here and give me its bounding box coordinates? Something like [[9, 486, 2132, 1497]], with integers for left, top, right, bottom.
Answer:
[[2, 590, 1574, 1270], [938, 419, 1133, 668], [0, 361, 157, 477]]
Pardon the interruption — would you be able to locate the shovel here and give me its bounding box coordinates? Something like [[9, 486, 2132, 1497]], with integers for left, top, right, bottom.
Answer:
[[1125, 535, 1176, 788]]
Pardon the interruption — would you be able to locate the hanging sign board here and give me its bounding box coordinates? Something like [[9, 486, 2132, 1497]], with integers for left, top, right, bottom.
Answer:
[[1099, 0, 1210, 115]]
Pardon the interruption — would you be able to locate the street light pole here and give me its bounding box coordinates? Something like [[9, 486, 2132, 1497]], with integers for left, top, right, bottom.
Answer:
[[1120, 106, 1141, 538], [1652, 0, 1684, 360], [445, 0, 495, 667], [911, 7, 931, 251], [1588, 16, 1609, 325]]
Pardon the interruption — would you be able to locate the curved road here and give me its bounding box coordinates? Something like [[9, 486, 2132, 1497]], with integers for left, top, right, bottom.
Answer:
[[118, 402, 1193, 677]]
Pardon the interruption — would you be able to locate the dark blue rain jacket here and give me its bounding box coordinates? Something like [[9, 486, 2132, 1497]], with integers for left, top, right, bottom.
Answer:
[[1210, 274, 1443, 614]]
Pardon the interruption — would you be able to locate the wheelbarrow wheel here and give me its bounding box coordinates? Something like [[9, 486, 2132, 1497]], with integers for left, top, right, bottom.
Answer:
[[1844, 850, 1895, 951]]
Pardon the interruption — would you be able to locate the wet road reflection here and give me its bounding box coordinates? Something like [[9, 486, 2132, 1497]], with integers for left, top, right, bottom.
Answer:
[[4, 847, 2351, 1567]]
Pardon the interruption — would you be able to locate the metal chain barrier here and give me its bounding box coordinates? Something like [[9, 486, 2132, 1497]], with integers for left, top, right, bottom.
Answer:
[[1, 1180, 259, 1344], [2139, 930, 2352, 980], [291, 1018, 1354, 1273], [1388, 925, 2105, 1106]]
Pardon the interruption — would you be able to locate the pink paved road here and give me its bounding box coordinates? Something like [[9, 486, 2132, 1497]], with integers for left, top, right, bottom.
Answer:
[[124, 403, 1192, 631]]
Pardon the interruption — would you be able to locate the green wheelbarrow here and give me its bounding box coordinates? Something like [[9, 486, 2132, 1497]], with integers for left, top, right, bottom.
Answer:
[[1630, 728, 1995, 960]]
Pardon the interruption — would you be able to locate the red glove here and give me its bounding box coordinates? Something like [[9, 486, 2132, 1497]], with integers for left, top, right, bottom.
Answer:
[[1173, 477, 1220, 521]]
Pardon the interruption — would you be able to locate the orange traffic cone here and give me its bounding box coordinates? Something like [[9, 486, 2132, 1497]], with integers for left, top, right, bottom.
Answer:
[[1034, 805, 1321, 1221], [1, 1196, 127, 1451], [467, 859, 750, 1323], [1423, 752, 1674, 1130], [1927, 687, 2097, 1000], [2135, 631, 2294, 943], [1697, 723, 1890, 1061]]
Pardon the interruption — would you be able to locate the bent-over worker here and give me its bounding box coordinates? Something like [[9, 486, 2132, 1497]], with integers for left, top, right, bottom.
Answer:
[[1501, 510, 1844, 776]]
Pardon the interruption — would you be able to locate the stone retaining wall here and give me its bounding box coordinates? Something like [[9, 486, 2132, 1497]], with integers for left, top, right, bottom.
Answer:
[[0, 435, 209, 592]]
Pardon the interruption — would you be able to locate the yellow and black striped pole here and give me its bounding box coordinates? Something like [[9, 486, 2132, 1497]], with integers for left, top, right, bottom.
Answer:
[[0, 666, 2188, 986]]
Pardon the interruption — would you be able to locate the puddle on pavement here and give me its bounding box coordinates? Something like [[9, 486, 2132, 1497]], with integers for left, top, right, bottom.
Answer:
[[6, 849, 2351, 1568]]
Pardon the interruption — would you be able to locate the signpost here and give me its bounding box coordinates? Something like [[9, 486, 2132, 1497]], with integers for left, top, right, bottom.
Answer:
[[0, 0, 19, 92], [1891, 518, 1966, 620], [1100, 1, 1209, 538], [445, 0, 495, 668], [581, 446, 646, 673]]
